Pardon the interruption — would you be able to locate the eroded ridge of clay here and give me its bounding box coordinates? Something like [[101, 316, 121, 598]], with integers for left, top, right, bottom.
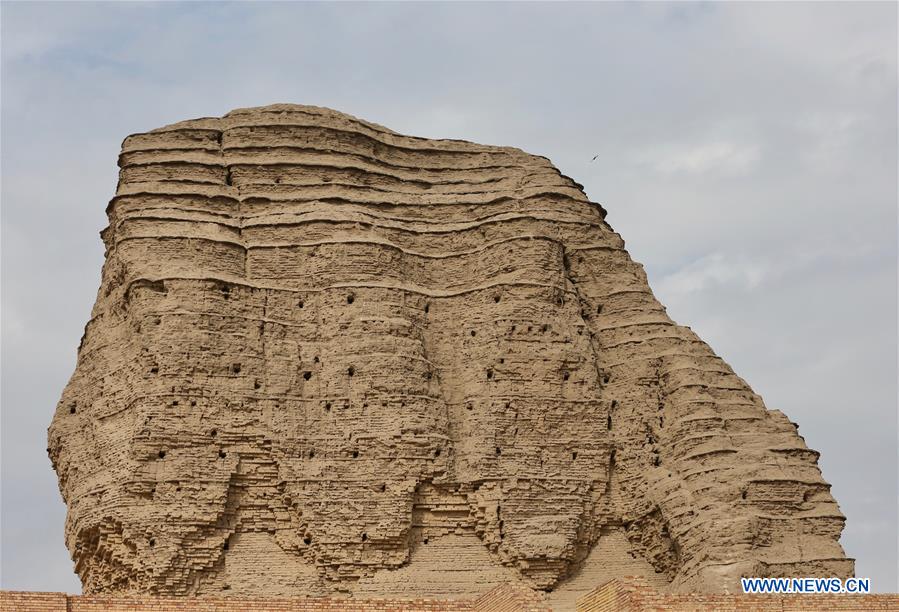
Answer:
[[48, 104, 853, 600]]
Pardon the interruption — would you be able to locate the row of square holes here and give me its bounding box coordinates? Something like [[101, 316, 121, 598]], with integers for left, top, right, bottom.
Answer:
[[148, 393, 621, 468], [290, 294, 593, 311], [222, 288, 609, 322]]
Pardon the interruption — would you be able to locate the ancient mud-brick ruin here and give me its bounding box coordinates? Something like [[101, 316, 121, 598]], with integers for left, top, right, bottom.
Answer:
[[48, 105, 853, 607]]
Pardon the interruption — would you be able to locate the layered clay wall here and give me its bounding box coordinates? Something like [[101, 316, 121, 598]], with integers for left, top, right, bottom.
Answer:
[[48, 104, 852, 602]]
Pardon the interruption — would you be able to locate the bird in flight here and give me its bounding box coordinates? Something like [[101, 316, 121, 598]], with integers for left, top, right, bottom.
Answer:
[[591, 155, 599, 161]]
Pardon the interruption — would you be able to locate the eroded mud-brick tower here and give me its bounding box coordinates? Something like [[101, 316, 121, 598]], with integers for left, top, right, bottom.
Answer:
[[48, 105, 852, 607]]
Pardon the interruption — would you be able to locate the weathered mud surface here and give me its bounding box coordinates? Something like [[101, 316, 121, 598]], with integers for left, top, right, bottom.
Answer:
[[48, 105, 853, 600]]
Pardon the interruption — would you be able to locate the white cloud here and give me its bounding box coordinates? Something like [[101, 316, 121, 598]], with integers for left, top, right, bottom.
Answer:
[[633, 140, 760, 176], [796, 111, 867, 172], [656, 252, 767, 296]]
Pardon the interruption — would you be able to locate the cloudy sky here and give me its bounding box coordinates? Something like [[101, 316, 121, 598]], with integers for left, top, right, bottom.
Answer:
[[2, 1, 896, 594]]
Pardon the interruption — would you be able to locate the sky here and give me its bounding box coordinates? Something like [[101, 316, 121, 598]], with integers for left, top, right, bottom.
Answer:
[[1, 0, 896, 594]]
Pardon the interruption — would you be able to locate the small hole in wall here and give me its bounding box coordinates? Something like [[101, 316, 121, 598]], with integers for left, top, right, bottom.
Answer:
[[659, 416, 664, 427], [557, 296, 564, 306], [176, 487, 182, 492], [470, 330, 476, 337], [602, 374, 611, 385], [541, 324, 549, 333], [210, 429, 218, 437], [423, 537, 429, 545], [309, 449, 315, 459], [314, 356, 320, 363], [190, 400, 197, 407], [493, 295, 501, 304], [324, 402, 331, 412], [607, 415, 613, 430], [149, 538, 155, 548], [466, 403, 473, 411], [741, 490, 748, 500], [222, 585, 231, 591], [158, 450, 166, 459], [298, 300, 304, 309], [572, 451, 578, 460], [563, 371, 570, 381], [425, 371, 432, 380], [231, 363, 241, 374], [380, 483, 386, 493], [597, 304, 603, 314], [434, 448, 442, 458], [653, 455, 661, 466], [303, 371, 312, 381], [347, 366, 355, 377], [499, 358, 505, 364], [347, 294, 355, 304], [304, 535, 312, 545], [219, 450, 227, 459], [274, 177, 281, 184], [69, 405, 77, 414], [611, 400, 619, 409], [486, 370, 493, 380], [172, 400, 179, 407], [424, 303, 430, 314], [254, 380, 261, 389], [361, 533, 368, 542], [150, 367, 159, 375], [223, 538, 230, 551], [352, 449, 359, 458], [495, 446, 502, 456]]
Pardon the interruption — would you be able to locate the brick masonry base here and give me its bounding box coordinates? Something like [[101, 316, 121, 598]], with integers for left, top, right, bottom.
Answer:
[[3, 579, 898, 612], [577, 577, 899, 612]]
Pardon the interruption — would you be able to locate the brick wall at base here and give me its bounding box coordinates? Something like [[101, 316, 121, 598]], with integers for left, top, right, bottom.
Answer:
[[0, 591, 475, 612], [0, 592, 66, 612], [0, 587, 549, 612], [576, 577, 899, 612], [4, 581, 899, 612]]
